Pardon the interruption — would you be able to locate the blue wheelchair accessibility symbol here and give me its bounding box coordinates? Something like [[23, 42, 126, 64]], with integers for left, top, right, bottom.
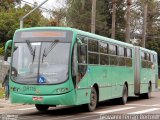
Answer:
[[38, 75, 46, 83]]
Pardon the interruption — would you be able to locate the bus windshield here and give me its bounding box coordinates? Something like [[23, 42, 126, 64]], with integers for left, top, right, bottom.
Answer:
[[11, 41, 71, 84]]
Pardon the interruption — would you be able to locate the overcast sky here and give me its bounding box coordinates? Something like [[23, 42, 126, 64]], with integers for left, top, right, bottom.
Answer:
[[22, 0, 66, 18]]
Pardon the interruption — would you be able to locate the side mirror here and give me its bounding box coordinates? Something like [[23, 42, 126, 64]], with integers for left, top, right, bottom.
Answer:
[[4, 51, 8, 61], [4, 40, 13, 61]]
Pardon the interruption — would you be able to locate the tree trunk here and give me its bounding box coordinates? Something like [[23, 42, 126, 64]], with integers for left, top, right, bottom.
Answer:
[[91, 0, 96, 33], [142, 3, 148, 48], [125, 0, 131, 43], [111, 0, 117, 39]]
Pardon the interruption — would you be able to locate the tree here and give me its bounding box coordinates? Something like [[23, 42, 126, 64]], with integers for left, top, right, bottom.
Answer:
[[0, 2, 50, 44], [66, 0, 92, 32], [125, 0, 132, 43], [111, 0, 117, 39], [0, 10, 19, 43], [51, 8, 67, 26], [20, 4, 41, 28], [0, 0, 20, 11], [130, 0, 160, 64], [144, 0, 160, 64], [91, 0, 96, 33], [66, 0, 125, 40], [141, 0, 148, 47]]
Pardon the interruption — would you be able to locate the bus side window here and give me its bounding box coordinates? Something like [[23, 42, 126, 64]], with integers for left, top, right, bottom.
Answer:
[[141, 52, 145, 60], [72, 43, 78, 76], [77, 44, 87, 64], [125, 48, 132, 67], [71, 43, 78, 87], [77, 38, 88, 83], [148, 54, 151, 61], [118, 46, 125, 66], [109, 44, 116, 55], [151, 54, 154, 63], [153, 55, 157, 64]]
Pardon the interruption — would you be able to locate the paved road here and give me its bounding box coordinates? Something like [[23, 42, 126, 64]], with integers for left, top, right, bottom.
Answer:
[[1, 91, 160, 120]]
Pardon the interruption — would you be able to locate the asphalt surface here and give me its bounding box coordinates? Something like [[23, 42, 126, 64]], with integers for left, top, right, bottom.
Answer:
[[0, 91, 160, 120]]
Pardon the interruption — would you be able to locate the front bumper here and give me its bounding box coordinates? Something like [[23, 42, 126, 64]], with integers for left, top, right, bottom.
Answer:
[[10, 90, 76, 105]]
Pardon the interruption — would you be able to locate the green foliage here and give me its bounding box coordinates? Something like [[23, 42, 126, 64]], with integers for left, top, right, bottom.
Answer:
[[66, 0, 160, 65], [0, 11, 19, 43], [51, 8, 67, 26], [0, 47, 4, 56], [66, 0, 125, 40], [0, 0, 20, 11], [0, 3, 50, 45], [145, 0, 160, 64], [66, 0, 92, 32], [0, 88, 5, 99]]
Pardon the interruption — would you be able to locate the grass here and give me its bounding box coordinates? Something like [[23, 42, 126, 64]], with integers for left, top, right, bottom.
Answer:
[[0, 87, 4, 99]]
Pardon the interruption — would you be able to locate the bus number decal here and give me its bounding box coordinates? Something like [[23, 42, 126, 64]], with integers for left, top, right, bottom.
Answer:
[[23, 86, 36, 92]]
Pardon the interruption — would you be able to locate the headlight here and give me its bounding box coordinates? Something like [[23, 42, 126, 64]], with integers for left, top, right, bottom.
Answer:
[[56, 88, 69, 93]]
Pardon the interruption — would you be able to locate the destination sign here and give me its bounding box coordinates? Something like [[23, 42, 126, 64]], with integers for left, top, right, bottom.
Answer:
[[14, 29, 73, 43], [21, 31, 66, 38]]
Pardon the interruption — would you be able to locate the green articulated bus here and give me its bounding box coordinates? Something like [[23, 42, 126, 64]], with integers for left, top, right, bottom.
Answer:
[[4, 27, 158, 112]]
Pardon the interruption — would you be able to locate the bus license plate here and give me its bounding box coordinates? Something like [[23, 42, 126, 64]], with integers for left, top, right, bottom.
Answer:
[[32, 97, 43, 101]]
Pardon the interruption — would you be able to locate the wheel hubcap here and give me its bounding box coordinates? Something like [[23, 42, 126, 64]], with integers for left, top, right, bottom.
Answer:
[[91, 92, 96, 105], [148, 85, 151, 97], [123, 87, 128, 103], [90, 89, 97, 109]]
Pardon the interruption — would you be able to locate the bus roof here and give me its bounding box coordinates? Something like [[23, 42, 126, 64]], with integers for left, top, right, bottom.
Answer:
[[15, 27, 74, 33], [73, 28, 134, 48], [15, 27, 156, 53], [16, 27, 132, 47], [139, 47, 157, 54]]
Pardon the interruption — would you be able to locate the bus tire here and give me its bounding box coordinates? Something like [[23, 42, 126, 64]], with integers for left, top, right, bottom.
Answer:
[[87, 87, 98, 112], [121, 84, 128, 105], [35, 104, 49, 111], [141, 83, 152, 99]]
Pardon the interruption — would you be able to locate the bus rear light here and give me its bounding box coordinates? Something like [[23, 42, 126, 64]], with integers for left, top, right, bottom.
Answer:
[[32, 97, 43, 101]]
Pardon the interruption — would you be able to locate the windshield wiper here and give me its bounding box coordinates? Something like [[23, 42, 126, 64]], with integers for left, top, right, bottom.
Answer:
[[32, 47, 36, 63], [42, 40, 59, 63], [25, 40, 36, 63]]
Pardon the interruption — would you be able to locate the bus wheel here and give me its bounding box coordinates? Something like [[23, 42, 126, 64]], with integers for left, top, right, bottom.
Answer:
[[143, 83, 152, 99], [35, 104, 49, 111], [121, 84, 128, 105], [87, 87, 98, 112]]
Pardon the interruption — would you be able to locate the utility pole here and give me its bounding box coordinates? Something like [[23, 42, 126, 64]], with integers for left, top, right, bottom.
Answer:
[[142, 2, 148, 48], [125, 0, 131, 43], [20, 0, 49, 28], [91, 0, 96, 33], [111, 0, 117, 39]]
